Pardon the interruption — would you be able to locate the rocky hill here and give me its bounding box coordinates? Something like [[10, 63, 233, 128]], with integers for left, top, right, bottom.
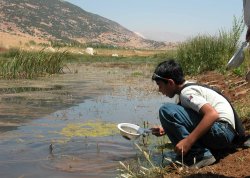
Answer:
[[0, 0, 167, 49]]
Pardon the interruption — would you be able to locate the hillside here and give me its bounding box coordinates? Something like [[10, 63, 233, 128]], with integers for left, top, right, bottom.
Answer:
[[0, 0, 167, 49]]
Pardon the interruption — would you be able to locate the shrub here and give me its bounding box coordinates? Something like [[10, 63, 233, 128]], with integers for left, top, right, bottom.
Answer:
[[177, 16, 245, 75], [0, 49, 67, 79]]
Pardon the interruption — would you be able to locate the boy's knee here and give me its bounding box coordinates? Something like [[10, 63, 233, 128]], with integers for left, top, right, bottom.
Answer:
[[160, 103, 177, 110], [159, 103, 178, 113], [159, 103, 178, 120]]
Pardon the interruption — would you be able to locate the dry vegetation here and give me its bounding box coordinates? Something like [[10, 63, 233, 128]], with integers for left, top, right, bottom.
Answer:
[[0, 32, 49, 49], [0, 32, 171, 57]]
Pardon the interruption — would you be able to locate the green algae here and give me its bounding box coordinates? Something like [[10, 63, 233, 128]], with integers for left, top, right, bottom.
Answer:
[[60, 121, 119, 138]]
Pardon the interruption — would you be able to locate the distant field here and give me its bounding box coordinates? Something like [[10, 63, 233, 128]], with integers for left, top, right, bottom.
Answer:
[[0, 32, 174, 57], [0, 32, 49, 49]]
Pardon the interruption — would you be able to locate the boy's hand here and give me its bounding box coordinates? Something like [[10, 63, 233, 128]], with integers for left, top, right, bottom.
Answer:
[[151, 126, 165, 137], [175, 137, 193, 155]]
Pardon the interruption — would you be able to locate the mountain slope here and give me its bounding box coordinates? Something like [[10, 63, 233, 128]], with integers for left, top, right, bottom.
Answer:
[[0, 0, 166, 49]]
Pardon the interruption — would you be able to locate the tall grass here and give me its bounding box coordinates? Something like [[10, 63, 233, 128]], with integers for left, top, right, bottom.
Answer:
[[0, 49, 66, 79], [177, 16, 245, 75]]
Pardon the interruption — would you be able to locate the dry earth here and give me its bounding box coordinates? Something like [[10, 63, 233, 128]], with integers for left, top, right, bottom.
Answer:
[[0, 31, 48, 49]]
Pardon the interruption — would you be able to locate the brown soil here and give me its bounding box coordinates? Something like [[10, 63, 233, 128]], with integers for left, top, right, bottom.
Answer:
[[164, 71, 250, 178]]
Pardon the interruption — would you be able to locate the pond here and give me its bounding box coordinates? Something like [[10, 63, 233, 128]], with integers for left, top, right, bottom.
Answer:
[[0, 64, 172, 178]]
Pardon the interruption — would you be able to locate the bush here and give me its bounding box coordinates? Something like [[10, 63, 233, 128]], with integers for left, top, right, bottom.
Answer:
[[177, 16, 245, 75], [0, 49, 67, 79]]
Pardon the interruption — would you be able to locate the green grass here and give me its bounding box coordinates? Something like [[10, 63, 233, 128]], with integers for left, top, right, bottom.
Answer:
[[176, 16, 246, 75], [0, 47, 176, 79], [0, 48, 66, 79], [64, 52, 173, 65]]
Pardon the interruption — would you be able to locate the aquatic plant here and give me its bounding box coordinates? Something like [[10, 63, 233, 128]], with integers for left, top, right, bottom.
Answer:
[[0, 49, 66, 79], [59, 121, 119, 138], [118, 143, 179, 178]]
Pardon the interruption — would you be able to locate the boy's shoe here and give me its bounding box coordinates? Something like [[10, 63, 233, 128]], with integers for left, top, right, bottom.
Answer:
[[189, 155, 216, 169], [243, 137, 250, 148]]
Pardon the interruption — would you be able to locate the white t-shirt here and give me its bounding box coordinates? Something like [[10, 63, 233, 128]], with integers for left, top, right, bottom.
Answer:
[[179, 83, 235, 129], [244, 0, 250, 27]]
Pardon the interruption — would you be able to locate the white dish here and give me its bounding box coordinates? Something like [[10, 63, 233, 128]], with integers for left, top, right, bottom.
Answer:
[[117, 123, 151, 140]]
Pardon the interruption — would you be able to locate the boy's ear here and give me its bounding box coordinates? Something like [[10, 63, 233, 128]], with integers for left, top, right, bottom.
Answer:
[[168, 79, 175, 86]]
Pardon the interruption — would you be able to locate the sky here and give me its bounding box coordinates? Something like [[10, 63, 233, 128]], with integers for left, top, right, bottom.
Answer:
[[65, 0, 245, 42]]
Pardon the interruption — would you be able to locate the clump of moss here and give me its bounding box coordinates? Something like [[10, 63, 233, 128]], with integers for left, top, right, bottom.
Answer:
[[60, 121, 119, 138]]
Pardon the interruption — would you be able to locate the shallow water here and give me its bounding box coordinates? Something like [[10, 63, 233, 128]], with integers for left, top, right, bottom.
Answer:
[[0, 64, 171, 177]]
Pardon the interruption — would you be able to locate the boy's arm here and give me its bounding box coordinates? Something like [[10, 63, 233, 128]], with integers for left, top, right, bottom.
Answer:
[[175, 103, 219, 155]]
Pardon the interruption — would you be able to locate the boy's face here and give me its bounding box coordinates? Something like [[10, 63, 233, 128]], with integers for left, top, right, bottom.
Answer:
[[156, 80, 176, 98]]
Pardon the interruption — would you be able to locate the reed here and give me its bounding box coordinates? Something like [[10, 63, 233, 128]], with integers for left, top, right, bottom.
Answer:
[[118, 143, 185, 178], [0, 49, 66, 79], [177, 16, 245, 75], [118, 143, 164, 178]]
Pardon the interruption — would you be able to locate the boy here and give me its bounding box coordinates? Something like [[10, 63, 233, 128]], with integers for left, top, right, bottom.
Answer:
[[151, 59, 242, 168]]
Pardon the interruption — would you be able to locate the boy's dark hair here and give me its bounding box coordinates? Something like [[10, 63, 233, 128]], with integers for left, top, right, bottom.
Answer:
[[152, 59, 185, 85]]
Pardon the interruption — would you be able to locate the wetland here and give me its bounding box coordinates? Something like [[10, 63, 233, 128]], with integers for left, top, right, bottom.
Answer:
[[0, 63, 169, 178]]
